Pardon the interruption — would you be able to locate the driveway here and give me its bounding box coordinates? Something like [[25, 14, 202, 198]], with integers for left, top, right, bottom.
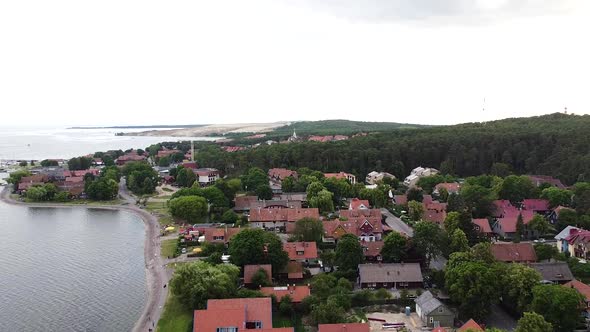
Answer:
[[381, 208, 414, 237]]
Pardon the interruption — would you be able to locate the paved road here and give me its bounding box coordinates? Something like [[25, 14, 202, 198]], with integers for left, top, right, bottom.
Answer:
[[381, 208, 414, 237]]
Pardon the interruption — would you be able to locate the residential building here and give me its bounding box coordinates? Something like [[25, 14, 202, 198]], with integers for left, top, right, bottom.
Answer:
[[194, 168, 220, 186], [260, 285, 310, 303], [115, 152, 146, 166], [249, 208, 319, 231], [433, 182, 461, 195], [362, 241, 384, 262], [530, 262, 574, 284], [492, 210, 536, 240], [203, 227, 242, 245], [349, 198, 370, 210], [193, 298, 292, 332], [564, 229, 590, 260], [280, 261, 304, 280], [415, 291, 454, 328], [490, 243, 537, 263], [324, 209, 383, 242], [318, 323, 369, 332], [527, 175, 566, 189], [403, 167, 439, 187], [324, 172, 356, 184], [268, 168, 298, 182], [458, 319, 484, 331], [251, 200, 302, 210], [393, 194, 408, 206], [157, 149, 181, 159], [282, 242, 318, 264], [472, 218, 493, 238], [243, 264, 273, 285], [563, 280, 590, 319], [233, 195, 259, 212], [365, 171, 395, 185], [358, 263, 423, 289], [522, 199, 551, 214], [549, 206, 575, 225], [555, 226, 582, 254]]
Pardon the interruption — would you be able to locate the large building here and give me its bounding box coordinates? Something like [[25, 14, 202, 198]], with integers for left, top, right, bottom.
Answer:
[[403, 167, 439, 187], [358, 263, 423, 289]]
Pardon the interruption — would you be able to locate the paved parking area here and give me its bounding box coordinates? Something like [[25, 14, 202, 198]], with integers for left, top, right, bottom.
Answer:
[[366, 312, 425, 332]]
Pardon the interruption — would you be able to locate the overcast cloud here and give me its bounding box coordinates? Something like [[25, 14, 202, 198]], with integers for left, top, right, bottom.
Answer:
[[0, 0, 588, 127]]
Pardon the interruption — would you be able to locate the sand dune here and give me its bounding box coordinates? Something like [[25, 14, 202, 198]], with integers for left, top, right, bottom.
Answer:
[[123, 122, 290, 137]]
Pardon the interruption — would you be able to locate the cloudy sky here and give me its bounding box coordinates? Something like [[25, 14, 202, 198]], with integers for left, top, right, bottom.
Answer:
[[1, 0, 588, 127]]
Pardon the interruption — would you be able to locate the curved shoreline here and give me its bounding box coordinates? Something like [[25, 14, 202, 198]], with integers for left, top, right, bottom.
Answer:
[[0, 187, 169, 332]]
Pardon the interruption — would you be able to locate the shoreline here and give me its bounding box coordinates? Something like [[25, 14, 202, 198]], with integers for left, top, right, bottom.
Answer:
[[0, 186, 170, 332]]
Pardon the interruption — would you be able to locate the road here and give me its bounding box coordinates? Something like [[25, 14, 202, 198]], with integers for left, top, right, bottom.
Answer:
[[381, 208, 414, 237], [2, 183, 171, 332]]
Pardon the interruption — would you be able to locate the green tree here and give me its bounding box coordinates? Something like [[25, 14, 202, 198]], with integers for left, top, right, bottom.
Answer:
[[310, 273, 338, 299], [500, 264, 542, 314], [515, 214, 525, 243], [281, 176, 295, 192], [490, 162, 511, 177], [444, 212, 461, 234], [279, 295, 293, 316], [176, 167, 196, 188], [169, 261, 240, 309], [529, 214, 553, 239], [380, 232, 407, 263], [556, 208, 578, 231], [221, 210, 239, 224], [292, 217, 324, 244], [498, 175, 536, 204], [573, 182, 590, 215], [26, 186, 47, 201], [534, 243, 559, 261], [307, 181, 326, 199], [413, 221, 443, 265], [158, 156, 170, 167], [250, 268, 271, 287], [86, 178, 119, 200], [54, 191, 69, 202], [6, 169, 31, 185], [214, 178, 242, 203], [445, 261, 501, 320], [449, 229, 470, 254], [407, 187, 423, 202], [515, 312, 552, 332], [201, 186, 230, 211], [446, 192, 467, 213], [461, 184, 495, 218], [228, 228, 289, 272], [67, 156, 92, 170], [122, 161, 158, 195], [531, 284, 584, 332], [40, 159, 58, 167], [168, 196, 208, 222], [309, 189, 335, 213], [540, 187, 572, 208], [408, 200, 424, 221], [241, 167, 268, 192], [310, 302, 348, 325], [255, 184, 273, 200], [334, 234, 364, 272]]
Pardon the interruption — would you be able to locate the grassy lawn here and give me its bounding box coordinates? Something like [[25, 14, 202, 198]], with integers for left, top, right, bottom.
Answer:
[[273, 313, 304, 332], [157, 291, 192, 332], [161, 239, 178, 258], [145, 200, 176, 226]]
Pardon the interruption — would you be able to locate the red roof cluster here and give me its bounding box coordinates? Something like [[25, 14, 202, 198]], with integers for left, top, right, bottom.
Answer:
[[268, 168, 298, 181], [283, 242, 318, 260], [324, 210, 383, 239], [565, 229, 590, 246]]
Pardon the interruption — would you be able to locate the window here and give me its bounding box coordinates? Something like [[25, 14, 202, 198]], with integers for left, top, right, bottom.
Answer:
[[429, 317, 434, 323], [438, 307, 443, 313], [217, 327, 238, 332], [245, 321, 262, 329]]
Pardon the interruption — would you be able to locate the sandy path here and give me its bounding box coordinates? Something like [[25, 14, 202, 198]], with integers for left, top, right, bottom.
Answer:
[[0, 185, 170, 332]]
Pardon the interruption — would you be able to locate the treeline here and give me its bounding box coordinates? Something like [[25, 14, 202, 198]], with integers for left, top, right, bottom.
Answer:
[[191, 113, 590, 185]]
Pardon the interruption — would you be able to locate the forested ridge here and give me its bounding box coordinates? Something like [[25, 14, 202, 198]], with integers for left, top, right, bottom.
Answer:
[[192, 113, 590, 185]]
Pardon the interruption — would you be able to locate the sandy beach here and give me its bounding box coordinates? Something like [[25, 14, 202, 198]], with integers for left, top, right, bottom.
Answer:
[[122, 122, 290, 137]]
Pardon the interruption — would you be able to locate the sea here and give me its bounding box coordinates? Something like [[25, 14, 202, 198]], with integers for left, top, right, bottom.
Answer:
[[0, 126, 216, 161], [0, 201, 147, 331]]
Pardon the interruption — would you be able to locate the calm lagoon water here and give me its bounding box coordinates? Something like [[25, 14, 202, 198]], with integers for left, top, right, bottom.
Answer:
[[0, 201, 147, 332]]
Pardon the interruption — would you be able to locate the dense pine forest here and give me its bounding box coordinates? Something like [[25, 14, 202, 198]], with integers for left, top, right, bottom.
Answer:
[[190, 113, 590, 185]]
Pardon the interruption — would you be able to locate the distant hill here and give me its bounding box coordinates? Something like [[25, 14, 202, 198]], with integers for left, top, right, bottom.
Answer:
[[68, 124, 207, 129], [272, 120, 427, 136]]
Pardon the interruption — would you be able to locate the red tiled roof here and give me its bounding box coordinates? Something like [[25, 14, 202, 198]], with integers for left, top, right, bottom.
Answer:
[[283, 242, 318, 260], [472, 219, 492, 234], [319, 323, 369, 332], [333, 135, 348, 141], [283, 261, 303, 279], [423, 209, 446, 224], [21, 174, 48, 183], [65, 176, 84, 183], [458, 319, 483, 331], [362, 240, 383, 258], [523, 199, 550, 212], [491, 243, 537, 262], [249, 208, 319, 223], [18, 182, 44, 191], [422, 195, 433, 205], [194, 298, 285, 332], [394, 194, 408, 206], [349, 198, 370, 210], [492, 200, 514, 217], [260, 285, 310, 303], [425, 201, 447, 212], [234, 195, 258, 210], [308, 135, 334, 142], [324, 172, 354, 180], [268, 168, 298, 181], [244, 264, 272, 284], [222, 146, 246, 153], [157, 149, 180, 158], [497, 211, 535, 233], [182, 162, 198, 169], [563, 279, 590, 301], [527, 175, 566, 189], [565, 230, 590, 246], [203, 227, 241, 244], [435, 183, 461, 193]]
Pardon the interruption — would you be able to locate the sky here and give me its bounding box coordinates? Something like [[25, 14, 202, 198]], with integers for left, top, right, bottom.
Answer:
[[1, 0, 589, 127]]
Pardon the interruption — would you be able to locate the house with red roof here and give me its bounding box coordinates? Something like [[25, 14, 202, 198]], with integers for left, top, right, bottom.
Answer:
[[527, 175, 566, 189], [458, 319, 484, 331], [203, 227, 242, 245], [393, 194, 408, 206], [324, 172, 356, 184], [194, 168, 220, 186], [563, 279, 590, 318], [349, 198, 370, 210], [280, 261, 304, 281], [268, 168, 298, 182], [472, 219, 493, 238], [283, 242, 318, 263], [433, 182, 461, 195], [243, 264, 273, 286], [335, 209, 383, 242], [492, 210, 536, 240], [362, 240, 384, 262], [564, 229, 590, 260], [250, 207, 319, 232], [318, 323, 368, 332], [491, 243, 537, 263], [157, 149, 181, 158], [233, 195, 259, 212], [523, 199, 551, 214], [193, 298, 292, 332], [115, 152, 146, 166], [260, 285, 310, 303]]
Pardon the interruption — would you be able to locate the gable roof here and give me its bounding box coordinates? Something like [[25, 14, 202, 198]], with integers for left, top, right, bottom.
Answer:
[[563, 279, 590, 301], [555, 226, 582, 241], [349, 198, 370, 210], [565, 229, 590, 245], [491, 243, 537, 262], [362, 241, 384, 258], [260, 285, 310, 303], [523, 199, 550, 212], [458, 319, 483, 331], [415, 291, 444, 315], [530, 262, 574, 283], [268, 168, 298, 181], [283, 242, 318, 260], [282, 261, 303, 279], [423, 209, 447, 224], [359, 263, 423, 284], [243, 264, 272, 284], [496, 211, 535, 233], [318, 323, 369, 332], [472, 219, 492, 234], [195, 298, 280, 332], [234, 195, 258, 211]]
